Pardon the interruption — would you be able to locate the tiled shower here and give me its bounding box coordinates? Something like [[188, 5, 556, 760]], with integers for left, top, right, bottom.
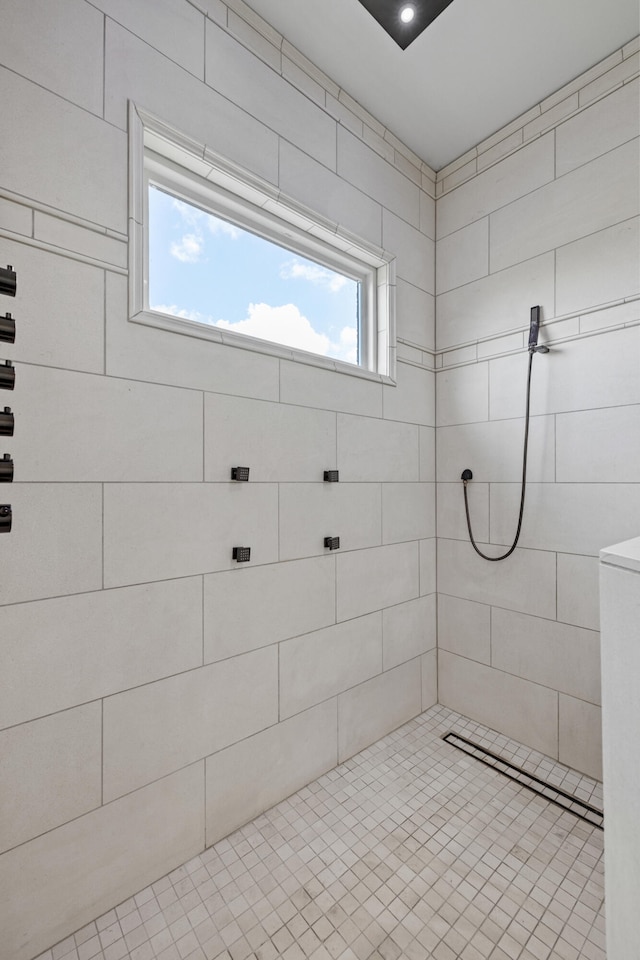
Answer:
[[0, 2, 638, 959]]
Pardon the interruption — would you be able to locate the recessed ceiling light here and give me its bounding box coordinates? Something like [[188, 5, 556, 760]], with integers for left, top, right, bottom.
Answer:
[[356, 0, 457, 50]]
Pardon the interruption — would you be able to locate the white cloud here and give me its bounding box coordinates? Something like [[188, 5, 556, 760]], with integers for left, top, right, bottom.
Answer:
[[150, 303, 216, 325], [216, 302, 357, 364], [171, 197, 205, 228], [170, 233, 204, 263], [280, 258, 349, 293], [207, 216, 241, 240]]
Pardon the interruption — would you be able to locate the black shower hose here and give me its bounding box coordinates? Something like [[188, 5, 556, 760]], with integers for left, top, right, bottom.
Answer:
[[462, 349, 534, 561]]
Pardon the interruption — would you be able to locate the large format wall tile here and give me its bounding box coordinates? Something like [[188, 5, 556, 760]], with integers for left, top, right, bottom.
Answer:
[[337, 126, 420, 228], [0, 703, 101, 854], [0, 579, 203, 730], [337, 414, 419, 481], [337, 659, 422, 762], [336, 542, 420, 622], [279, 360, 383, 417], [437, 134, 555, 239], [490, 139, 640, 272], [204, 395, 335, 483], [436, 363, 489, 427], [1, 68, 127, 231], [438, 538, 556, 618], [382, 210, 434, 293], [279, 482, 382, 559], [383, 363, 435, 426], [556, 79, 640, 177], [382, 595, 436, 671], [439, 651, 558, 758], [556, 218, 640, 316], [99, 0, 205, 78], [103, 648, 277, 800], [206, 700, 337, 845], [103, 483, 279, 586], [438, 594, 491, 664], [280, 613, 382, 719], [382, 482, 435, 544], [556, 404, 640, 482], [1, 239, 104, 374], [436, 219, 488, 294], [0, 0, 104, 115], [491, 608, 601, 704], [104, 21, 278, 185], [13, 366, 203, 481], [0, 764, 204, 960], [557, 554, 600, 631], [205, 20, 335, 171], [0, 485, 102, 606], [204, 557, 335, 662], [436, 416, 555, 482], [559, 695, 603, 780]]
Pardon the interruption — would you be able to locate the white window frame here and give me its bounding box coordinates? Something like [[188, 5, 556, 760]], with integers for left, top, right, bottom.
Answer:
[[128, 103, 396, 382]]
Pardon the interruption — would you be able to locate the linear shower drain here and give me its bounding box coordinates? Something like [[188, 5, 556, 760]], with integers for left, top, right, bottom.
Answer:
[[442, 731, 604, 830]]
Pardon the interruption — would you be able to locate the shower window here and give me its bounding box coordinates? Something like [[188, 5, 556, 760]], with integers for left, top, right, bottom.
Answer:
[[128, 104, 396, 380]]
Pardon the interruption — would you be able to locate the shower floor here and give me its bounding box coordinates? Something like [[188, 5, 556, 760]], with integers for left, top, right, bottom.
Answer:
[[37, 705, 605, 960]]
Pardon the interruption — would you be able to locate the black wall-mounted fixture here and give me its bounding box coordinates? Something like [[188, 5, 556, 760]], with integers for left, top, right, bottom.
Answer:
[[0, 407, 14, 436], [356, 0, 455, 49], [0, 266, 16, 298], [231, 466, 250, 481], [232, 546, 251, 562], [0, 504, 11, 533], [0, 361, 15, 390], [323, 470, 339, 482], [0, 455, 13, 482], [0, 313, 15, 344], [324, 536, 341, 551]]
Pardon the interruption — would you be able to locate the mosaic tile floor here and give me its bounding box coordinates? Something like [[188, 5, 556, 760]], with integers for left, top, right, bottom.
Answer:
[[36, 705, 605, 960]]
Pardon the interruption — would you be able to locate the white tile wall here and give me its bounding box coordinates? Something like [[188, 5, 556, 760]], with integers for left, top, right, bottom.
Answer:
[[204, 394, 336, 482], [279, 613, 382, 719], [0, 703, 102, 854], [204, 557, 335, 662], [279, 482, 382, 559], [436, 253, 554, 350], [396, 279, 435, 350], [438, 538, 556, 618], [98, 0, 205, 76], [103, 648, 278, 801], [13, 366, 203, 481], [0, 764, 204, 960], [490, 139, 640, 272], [104, 20, 279, 185], [0, 0, 104, 115], [419, 538, 437, 596], [556, 78, 640, 177], [382, 594, 436, 670], [0, 484, 103, 606], [279, 360, 383, 416], [490, 482, 640, 556], [382, 482, 435, 544], [559, 695, 603, 780], [557, 553, 601, 630], [0, 579, 203, 730], [557, 404, 640, 482], [382, 210, 435, 293], [556, 217, 640, 315], [337, 414, 419, 481], [337, 659, 422, 762], [1, 239, 104, 373], [336, 542, 420, 622], [491, 608, 601, 704], [437, 593, 491, 664], [436, 480, 489, 543], [436, 416, 555, 482], [1, 67, 127, 231], [337, 127, 420, 228], [437, 134, 555, 239], [436, 218, 489, 294], [103, 482, 279, 586], [383, 362, 435, 426], [205, 20, 336, 171], [436, 362, 489, 426], [438, 651, 559, 757], [205, 700, 337, 845]]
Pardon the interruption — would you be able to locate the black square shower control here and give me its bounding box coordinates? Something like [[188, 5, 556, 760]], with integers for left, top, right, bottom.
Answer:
[[324, 537, 340, 551], [231, 466, 250, 481], [323, 470, 339, 482], [232, 546, 251, 562]]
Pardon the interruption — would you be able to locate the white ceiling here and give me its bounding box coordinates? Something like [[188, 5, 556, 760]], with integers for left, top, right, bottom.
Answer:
[[243, 0, 639, 170]]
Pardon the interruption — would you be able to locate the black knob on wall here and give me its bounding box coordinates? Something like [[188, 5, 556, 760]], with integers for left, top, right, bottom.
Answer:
[[0, 504, 11, 533], [324, 536, 340, 551], [232, 546, 251, 562], [0, 266, 16, 298], [0, 407, 14, 436], [0, 361, 15, 390], [0, 313, 15, 344], [0, 455, 13, 482]]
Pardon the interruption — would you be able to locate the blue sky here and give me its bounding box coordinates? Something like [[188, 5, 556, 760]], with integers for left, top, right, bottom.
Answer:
[[148, 186, 360, 364]]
